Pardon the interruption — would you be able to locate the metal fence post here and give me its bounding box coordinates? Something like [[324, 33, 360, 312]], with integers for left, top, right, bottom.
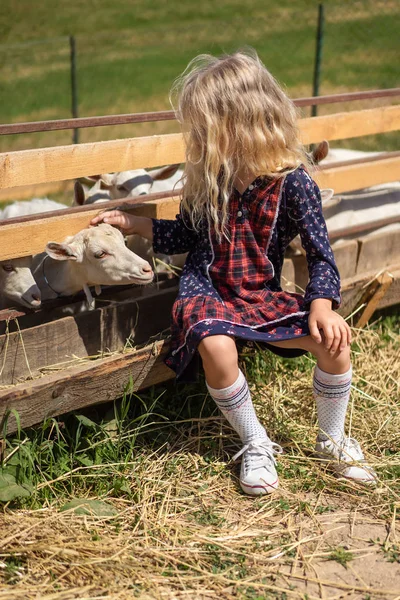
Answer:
[[312, 3, 325, 117], [69, 35, 79, 144]]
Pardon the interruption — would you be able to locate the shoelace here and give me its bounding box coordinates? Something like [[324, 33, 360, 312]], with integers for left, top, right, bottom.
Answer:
[[339, 437, 365, 463], [233, 439, 283, 471]]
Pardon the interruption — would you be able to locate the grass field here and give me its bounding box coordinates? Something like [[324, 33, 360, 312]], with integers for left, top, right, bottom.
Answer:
[[0, 0, 399, 153], [0, 317, 399, 598]]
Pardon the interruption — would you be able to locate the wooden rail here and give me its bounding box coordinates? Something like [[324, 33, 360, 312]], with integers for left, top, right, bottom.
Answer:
[[0, 340, 175, 434], [1, 153, 400, 261], [1, 88, 399, 136], [1, 106, 400, 190]]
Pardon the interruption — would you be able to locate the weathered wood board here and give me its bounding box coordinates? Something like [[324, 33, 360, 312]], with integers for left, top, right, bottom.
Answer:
[[0, 284, 178, 386], [315, 154, 400, 194], [0, 339, 174, 435], [338, 265, 400, 317], [332, 239, 359, 280], [0, 180, 75, 203], [356, 227, 400, 274]]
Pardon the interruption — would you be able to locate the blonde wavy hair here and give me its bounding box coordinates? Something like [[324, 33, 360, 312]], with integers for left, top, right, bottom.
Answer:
[[170, 48, 310, 240]]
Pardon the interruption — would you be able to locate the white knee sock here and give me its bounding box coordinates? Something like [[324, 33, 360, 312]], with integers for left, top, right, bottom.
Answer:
[[313, 365, 352, 442], [206, 370, 268, 444]]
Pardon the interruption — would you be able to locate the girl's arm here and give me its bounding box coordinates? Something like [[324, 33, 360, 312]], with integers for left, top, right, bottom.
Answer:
[[90, 210, 198, 255], [152, 213, 198, 255], [284, 168, 351, 352]]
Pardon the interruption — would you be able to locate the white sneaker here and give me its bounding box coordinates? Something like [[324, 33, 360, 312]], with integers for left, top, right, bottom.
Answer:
[[315, 436, 377, 484], [233, 438, 283, 495]]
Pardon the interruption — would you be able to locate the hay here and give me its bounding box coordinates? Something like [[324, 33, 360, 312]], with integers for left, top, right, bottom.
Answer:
[[0, 320, 398, 599]]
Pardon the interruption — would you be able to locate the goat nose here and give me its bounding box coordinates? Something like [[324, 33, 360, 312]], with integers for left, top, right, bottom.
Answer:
[[141, 263, 153, 274], [32, 293, 41, 302]]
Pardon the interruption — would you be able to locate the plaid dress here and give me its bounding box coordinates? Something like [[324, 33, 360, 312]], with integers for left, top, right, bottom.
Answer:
[[152, 167, 341, 379]]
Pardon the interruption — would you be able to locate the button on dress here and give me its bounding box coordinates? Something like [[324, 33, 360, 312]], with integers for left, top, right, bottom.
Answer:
[[152, 167, 341, 379]]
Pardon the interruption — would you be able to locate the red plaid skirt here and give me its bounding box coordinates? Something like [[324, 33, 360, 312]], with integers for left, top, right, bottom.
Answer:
[[163, 176, 309, 377]]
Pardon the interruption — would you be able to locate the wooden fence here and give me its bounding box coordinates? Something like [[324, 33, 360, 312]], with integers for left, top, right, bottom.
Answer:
[[0, 90, 399, 433]]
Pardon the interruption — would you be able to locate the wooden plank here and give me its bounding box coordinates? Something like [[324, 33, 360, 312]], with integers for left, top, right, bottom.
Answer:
[[332, 239, 358, 280], [355, 227, 400, 274], [0, 180, 74, 203], [0, 310, 101, 386], [338, 264, 400, 318], [299, 105, 400, 145], [0, 339, 174, 435], [355, 271, 394, 328], [1, 106, 399, 190], [0, 197, 178, 260], [0, 286, 177, 386], [314, 155, 400, 194], [0, 133, 185, 190], [318, 150, 400, 171]]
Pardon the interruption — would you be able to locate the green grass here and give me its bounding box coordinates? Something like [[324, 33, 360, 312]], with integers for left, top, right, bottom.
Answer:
[[0, 314, 398, 508], [328, 546, 354, 569], [0, 0, 399, 153], [0, 315, 398, 598]]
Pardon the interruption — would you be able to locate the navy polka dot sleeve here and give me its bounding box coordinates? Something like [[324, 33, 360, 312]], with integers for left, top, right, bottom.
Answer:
[[152, 213, 198, 255], [284, 168, 341, 309]]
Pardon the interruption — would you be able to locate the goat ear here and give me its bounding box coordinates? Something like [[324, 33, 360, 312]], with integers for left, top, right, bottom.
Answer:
[[311, 140, 329, 164], [98, 174, 114, 188], [150, 164, 181, 181], [78, 175, 99, 186], [80, 174, 114, 188], [45, 242, 80, 261], [74, 181, 86, 206]]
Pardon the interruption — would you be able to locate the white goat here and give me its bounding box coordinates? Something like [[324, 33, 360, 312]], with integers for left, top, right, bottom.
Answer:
[[0, 198, 66, 220], [0, 257, 41, 311], [75, 165, 183, 204], [73, 170, 186, 275], [31, 223, 154, 304], [0, 198, 67, 310]]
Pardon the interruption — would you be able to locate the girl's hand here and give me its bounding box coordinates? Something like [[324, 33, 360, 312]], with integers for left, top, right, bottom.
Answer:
[[90, 210, 138, 235], [309, 298, 351, 353]]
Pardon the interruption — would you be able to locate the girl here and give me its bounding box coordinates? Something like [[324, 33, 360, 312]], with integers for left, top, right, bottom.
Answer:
[[91, 49, 376, 495]]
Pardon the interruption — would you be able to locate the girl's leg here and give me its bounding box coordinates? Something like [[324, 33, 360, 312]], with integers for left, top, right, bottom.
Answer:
[[198, 335, 282, 494], [268, 336, 376, 483]]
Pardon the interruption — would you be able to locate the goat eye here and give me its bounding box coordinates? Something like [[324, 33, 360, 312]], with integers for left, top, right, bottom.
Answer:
[[94, 251, 107, 259], [2, 264, 14, 272]]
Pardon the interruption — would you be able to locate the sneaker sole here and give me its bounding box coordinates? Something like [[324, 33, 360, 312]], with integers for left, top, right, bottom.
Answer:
[[240, 478, 279, 495], [315, 453, 377, 485]]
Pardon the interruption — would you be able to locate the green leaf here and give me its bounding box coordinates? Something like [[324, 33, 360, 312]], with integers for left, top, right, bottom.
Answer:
[[60, 498, 119, 516], [113, 478, 131, 494], [103, 418, 118, 434], [76, 454, 94, 467], [0, 473, 32, 502], [75, 415, 98, 429]]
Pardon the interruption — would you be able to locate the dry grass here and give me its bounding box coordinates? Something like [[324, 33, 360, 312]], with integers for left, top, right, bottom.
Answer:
[[0, 319, 399, 599]]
